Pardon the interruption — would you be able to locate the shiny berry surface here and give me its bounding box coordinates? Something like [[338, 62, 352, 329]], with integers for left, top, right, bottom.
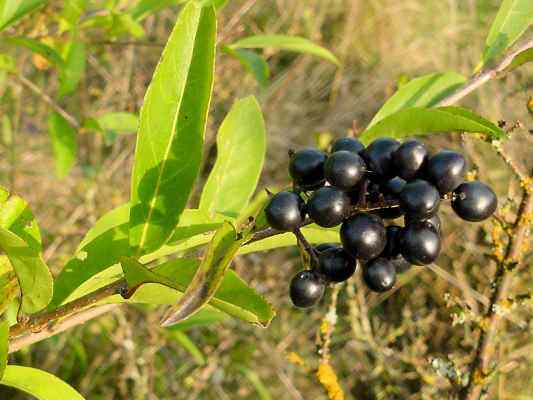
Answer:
[[289, 148, 327, 190], [425, 150, 466, 194], [392, 139, 428, 180], [363, 258, 396, 292], [289, 270, 325, 308], [362, 137, 401, 178], [325, 150, 366, 190], [265, 191, 305, 231], [405, 213, 441, 233], [399, 221, 441, 265], [318, 247, 356, 282], [331, 137, 365, 154], [340, 213, 386, 260], [308, 187, 350, 227], [452, 181, 497, 222], [399, 179, 440, 220]]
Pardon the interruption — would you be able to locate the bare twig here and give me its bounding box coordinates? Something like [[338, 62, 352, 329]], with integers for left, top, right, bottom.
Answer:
[[436, 37, 533, 107], [15, 75, 81, 129], [460, 180, 533, 400]]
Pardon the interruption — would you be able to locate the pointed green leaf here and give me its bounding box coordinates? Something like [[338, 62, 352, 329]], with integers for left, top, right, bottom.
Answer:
[[0, 366, 85, 399], [2, 37, 64, 67], [97, 112, 139, 135], [129, 3, 216, 255], [481, 0, 533, 66], [229, 34, 340, 66], [222, 46, 269, 87], [48, 112, 77, 178], [359, 106, 505, 144], [503, 47, 533, 73], [0, 227, 52, 314], [0, 0, 47, 32], [0, 318, 7, 379], [50, 206, 224, 308], [199, 96, 266, 218], [368, 72, 466, 128], [58, 40, 86, 98]]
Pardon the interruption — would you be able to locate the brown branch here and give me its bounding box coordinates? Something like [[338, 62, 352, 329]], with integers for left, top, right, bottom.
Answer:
[[460, 182, 533, 400], [436, 37, 533, 107], [15, 75, 81, 129]]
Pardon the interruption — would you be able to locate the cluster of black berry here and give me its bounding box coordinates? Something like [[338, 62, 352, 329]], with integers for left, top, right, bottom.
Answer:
[[264, 136, 498, 308]]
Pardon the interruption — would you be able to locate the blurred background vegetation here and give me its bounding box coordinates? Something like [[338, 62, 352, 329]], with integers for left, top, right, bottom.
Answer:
[[1, 0, 532, 398]]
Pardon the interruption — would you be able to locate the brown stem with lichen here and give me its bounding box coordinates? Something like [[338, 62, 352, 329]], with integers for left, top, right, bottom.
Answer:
[[460, 181, 533, 400]]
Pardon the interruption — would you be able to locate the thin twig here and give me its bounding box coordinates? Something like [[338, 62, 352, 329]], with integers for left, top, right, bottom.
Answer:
[[15, 75, 81, 129], [460, 181, 533, 400], [436, 37, 533, 107]]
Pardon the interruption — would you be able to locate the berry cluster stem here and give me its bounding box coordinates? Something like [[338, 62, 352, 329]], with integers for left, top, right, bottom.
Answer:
[[460, 179, 533, 400]]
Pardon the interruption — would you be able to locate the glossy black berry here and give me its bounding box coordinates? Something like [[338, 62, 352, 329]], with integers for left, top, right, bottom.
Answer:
[[318, 247, 356, 282], [340, 213, 386, 260], [315, 243, 339, 253], [289, 270, 325, 308], [362, 137, 400, 178], [289, 148, 327, 190], [325, 151, 366, 190], [382, 225, 402, 257], [308, 187, 350, 227], [265, 191, 305, 231], [331, 137, 365, 154], [452, 181, 497, 222], [383, 177, 406, 195], [399, 221, 441, 265], [392, 139, 428, 180], [425, 150, 466, 194], [399, 179, 440, 220], [363, 258, 396, 292], [405, 213, 441, 233]]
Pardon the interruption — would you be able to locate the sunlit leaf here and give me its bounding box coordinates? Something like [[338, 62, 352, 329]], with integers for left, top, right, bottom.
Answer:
[[503, 47, 533, 73], [0, 318, 7, 379], [58, 0, 87, 33], [58, 40, 86, 98], [222, 46, 269, 87], [0, 0, 47, 32], [368, 72, 466, 128], [129, 3, 216, 255], [0, 365, 85, 399], [97, 112, 139, 135], [2, 37, 64, 67], [199, 96, 266, 218], [229, 34, 340, 66], [48, 112, 77, 178]]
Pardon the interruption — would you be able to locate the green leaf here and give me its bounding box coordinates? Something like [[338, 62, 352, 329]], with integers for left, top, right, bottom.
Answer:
[[2, 37, 64, 67], [166, 307, 228, 330], [111, 257, 275, 327], [0, 318, 7, 379], [0, 54, 15, 72], [503, 47, 533, 73], [229, 34, 340, 66], [48, 112, 77, 178], [167, 330, 205, 364], [368, 72, 466, 128], [199, 96, 266, 218], [222, 46, 269, 87], [129, 3, 216, 255], [97, 112, 139, 135], [58, 40, 86, 98], [0, 0, 47, 32], [0, 257, 18, 316], [481, 0, 533, 66], [129, 0, 183, 21], [50, 206, 224, 308], [58, 0, 87, 33], [0, 228, 52, 314], [359, 106, 506, 144], [0, 365, 85, 399]]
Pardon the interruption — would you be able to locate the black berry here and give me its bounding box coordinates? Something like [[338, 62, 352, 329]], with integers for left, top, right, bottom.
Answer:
[[289, 148, 327, 190], [318, 247, 356, 282], [340, 213, 386, 260], [399, 221, 441, 265], [362, 137, 400, 178], [325, 150, 366, 190], [363, 258, 396, 292], [405, 213, 441, 233], [390, 255, 411, 273], [289, 270, 325, 308], [392, 139, 428, 180], [383, 177, 406, 195], [315, 243, 339, 253], [425, 150, 466, 194], [331, 137, 365, 154], [452, 181, 497, 222], [399, 179, 440, 220], [382, 225, 402, 257], [265, 191, 305, 231], [308, 187, 350, 227]]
